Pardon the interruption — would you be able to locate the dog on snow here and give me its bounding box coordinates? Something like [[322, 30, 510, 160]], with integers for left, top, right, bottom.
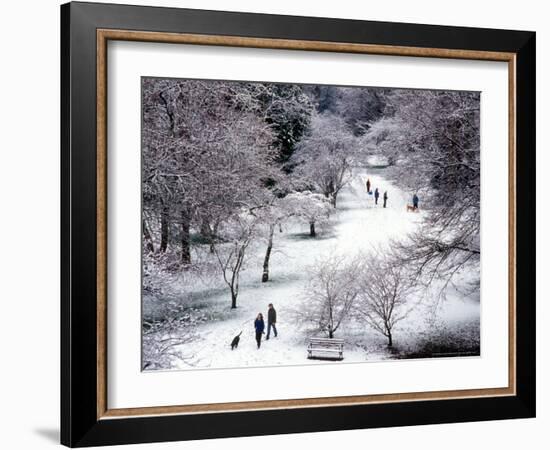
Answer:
[[231, 331, 242, 350]]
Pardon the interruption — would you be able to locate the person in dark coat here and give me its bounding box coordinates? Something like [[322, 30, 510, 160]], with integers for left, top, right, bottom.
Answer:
[[366, 178, 371, 194], [374, 188, 380, 205], [254, 313, 265, 349], [266, 303, 278, 340], [413, 193, 419, 210], [383, 191, 388, 208]]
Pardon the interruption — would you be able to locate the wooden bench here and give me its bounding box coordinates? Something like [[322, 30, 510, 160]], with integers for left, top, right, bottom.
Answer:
[[307, 337, 344, 361]]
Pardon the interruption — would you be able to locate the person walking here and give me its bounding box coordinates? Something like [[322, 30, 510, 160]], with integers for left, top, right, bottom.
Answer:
[[383, 191, 388, 208], [266, 303, 278, 340], [413, 193, 419, 210], [366, 178, 371, 194], [374, 188, 380, 205], [254, 313, 265, 349]]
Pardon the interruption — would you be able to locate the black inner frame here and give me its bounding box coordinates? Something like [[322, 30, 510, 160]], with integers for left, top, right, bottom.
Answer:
[[61, 2, 536, 447]]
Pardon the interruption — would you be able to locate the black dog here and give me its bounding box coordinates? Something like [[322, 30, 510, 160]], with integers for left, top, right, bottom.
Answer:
[[231, 331, 242, 350]]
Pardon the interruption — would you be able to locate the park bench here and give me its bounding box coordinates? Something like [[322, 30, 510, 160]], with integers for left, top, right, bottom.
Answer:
[[307, 337, 344, 361]]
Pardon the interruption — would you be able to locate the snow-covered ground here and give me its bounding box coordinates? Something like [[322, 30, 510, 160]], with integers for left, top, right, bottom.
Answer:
[[145, 168, 480, 371]]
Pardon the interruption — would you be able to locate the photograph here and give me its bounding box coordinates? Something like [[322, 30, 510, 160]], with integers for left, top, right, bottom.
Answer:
[[55, 1, 536, 446], [141, 77, 481, 371]]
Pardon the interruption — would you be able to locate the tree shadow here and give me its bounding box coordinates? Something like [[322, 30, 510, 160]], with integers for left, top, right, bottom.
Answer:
[[285, 232, 336, 241]]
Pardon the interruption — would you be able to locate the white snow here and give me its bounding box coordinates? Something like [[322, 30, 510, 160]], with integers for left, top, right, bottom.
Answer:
[[146, 169, 479, 370]]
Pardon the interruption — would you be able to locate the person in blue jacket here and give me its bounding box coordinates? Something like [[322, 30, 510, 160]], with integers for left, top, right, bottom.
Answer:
[[413, 193, 419, 210], [254, 313, 265, 349], [374, 188, 380, 205]]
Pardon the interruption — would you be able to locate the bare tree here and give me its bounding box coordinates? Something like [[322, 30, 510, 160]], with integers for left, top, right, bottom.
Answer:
[[391, 202, 480, 297], [284, 191, 333, 238], [257, 190, 334, 282], [374, 90, 480, 201], [142, 78, 279, 265], [355, 251, 415, 347], [302, 253, 362, 338], [366, 89, 480, 294], [142, 319, 197, 370], [212, 212, 260, 308], [292, 114, 358, 207], [256, 197, 290, 283]]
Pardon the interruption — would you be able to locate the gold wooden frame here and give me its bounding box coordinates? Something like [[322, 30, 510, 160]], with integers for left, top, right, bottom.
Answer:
[[96, 29, 516, 420]]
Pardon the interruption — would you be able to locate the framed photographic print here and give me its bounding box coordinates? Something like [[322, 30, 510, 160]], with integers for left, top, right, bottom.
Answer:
[[60, 1, 536, 447]]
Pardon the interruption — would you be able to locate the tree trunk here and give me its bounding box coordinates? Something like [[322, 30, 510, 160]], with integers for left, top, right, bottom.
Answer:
[[142, 219, 154, 254], [228, 244, 246, 309], [309, 221, 316, 237], [180, 210, 191, 265], [200, 218, 216, 253], [160, 205, 169, 253], [387, 331, 393, 347], [209, 221, 219, 253], [262, 225, 275, 282], [200, 219, 209, 237], [331, 193, 337, 208]]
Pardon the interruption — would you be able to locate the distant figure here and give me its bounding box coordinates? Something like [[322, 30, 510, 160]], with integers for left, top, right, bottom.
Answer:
[[254, 313, 265, 349], [366, 178, 371, 193], [374, 188, 380, 205], [413, 193, 419, 210], [266, 303, 278, 340], [383, 191, 388, 208]]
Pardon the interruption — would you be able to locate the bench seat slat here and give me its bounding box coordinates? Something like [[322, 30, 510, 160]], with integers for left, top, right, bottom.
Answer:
[[308, 345, 343, 350], [308, 349, 342, 353], [308, 342, 344, 346], [307, 337, 344, 360]]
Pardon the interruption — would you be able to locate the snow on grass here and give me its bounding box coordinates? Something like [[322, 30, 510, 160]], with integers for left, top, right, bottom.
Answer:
[[143, 168, 479, 371]]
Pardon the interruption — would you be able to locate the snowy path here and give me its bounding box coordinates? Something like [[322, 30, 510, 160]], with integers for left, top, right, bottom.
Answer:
[[169, 168, 437, 370]]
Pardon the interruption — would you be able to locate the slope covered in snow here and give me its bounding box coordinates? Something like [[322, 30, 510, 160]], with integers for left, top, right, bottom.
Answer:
[[145, 168, 479, 371]]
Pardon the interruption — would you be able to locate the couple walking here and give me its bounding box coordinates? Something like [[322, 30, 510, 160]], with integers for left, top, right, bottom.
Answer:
[[366, 178, 388, 208], [254, 303, 277, 349], [374, 188, 388, 208]]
